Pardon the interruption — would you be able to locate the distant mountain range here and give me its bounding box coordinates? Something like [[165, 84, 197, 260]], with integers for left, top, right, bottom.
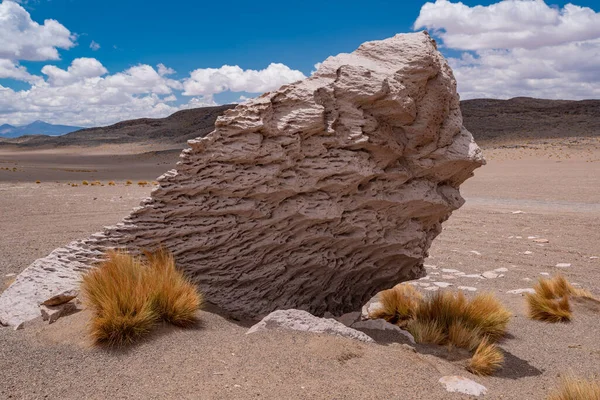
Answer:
[[1, 98, 599, 148], [0, 121, 83, 138]]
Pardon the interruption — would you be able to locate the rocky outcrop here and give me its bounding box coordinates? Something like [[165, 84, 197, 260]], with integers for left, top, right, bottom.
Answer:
[[246, 309, 374, 343], [0, 31, 484, 327]]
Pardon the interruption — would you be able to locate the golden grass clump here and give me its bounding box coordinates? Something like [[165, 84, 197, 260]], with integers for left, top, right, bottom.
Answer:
[[81, 249, 202, 346], [526, 275, 593, 323], [108, 181, 116, 186], [137, 180, 148, 186], [35, 180, 41, 184], [145, 249, 203, 327], [82, 180, 89, 185], [82, 251, 157, 346], [467, 338, 504, 376], [547, 375, 600, 400], [126, 180, 132, 185], [370, 284, 422, 326]]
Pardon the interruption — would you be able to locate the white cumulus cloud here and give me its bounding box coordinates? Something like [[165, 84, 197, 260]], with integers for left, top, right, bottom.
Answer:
[[0, 0, 75, 61], [415, 0, 600, 100], [157, 63, 176, 76], [89, 40, 100, 51], [182, 63, 306, 96]]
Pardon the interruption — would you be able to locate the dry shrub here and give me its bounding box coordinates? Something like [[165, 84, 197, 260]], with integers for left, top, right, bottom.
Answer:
[[407, 320, 446, 345], [126, 180, 132, 185], [71, 183, 78, 187], [526, 275, 593, 323], [547, 375, 600, 400], [108, 181, 116, 186], [35, 180, 41, 184], [406, 291, 511, 347], [370, 284, 422, 326], [145, 248, 203, 327], [82, 180, 89, 185], [82, 251, 157, 346], [138, 180, 148, 186], [81, 249, 202, 346], [467, 338, 504, 376]]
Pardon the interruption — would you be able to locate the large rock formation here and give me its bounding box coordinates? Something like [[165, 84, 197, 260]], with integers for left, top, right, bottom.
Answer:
[[0, 32, 484, 327]]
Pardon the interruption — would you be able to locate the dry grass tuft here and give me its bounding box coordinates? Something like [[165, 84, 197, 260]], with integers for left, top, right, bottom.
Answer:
[[406, 320, 446, 345], [35, 180, 41, 184], [126, 180, 132, 185], [82, 180, 89, 185], [138, 180, 148, 186], [370, 284, 422, 326], [145, 248, 203, 327], [526, 275, 594, 323], [467, 338, 504, 376], [81, 249, 202, 346], [82, 250, 158, 346], [108, 181, 116, 186], [547, 375, 600, 400]]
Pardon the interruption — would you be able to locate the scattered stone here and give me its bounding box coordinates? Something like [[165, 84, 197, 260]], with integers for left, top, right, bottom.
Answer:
[[418, 276, 431, 281], [247, 310, 374, 343], [424, 286, 440, 291], [40, 289, 79, 307], [442, 275, 457, 280], [442, 268, 461, 274], [556, 263, 572, 268], [494, 267, 509, 272], [433, 282, 453, 288], [424, 264, 437, 269], [522, 278, 533, 282], [458, 286, 477, 292], [524, 251, 533, 255], [0, 31, 485, 326], [351, 319, 416, 344], [335, 311, 361, 327], [527, 236, 537, 239], [516, 236, 523, 239], [507, 288, 535, 295], [533, 238, 549, 243], [512, 211, 525, 214], [482, 271, 499, 279], [463, 274, 484, 279], [439, 376, 487, 397], [469, 250, 482, 256], [40, 302, 78, 324], [591, 256, 599, 260], [540, 272, 550, 276], [4, 273, 15, 278]]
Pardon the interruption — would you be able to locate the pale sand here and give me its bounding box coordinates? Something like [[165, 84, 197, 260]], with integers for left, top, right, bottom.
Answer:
[[1, 142, 599, 399]]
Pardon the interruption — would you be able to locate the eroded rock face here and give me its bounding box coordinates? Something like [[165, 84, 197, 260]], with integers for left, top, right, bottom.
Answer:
[[0, 31, 484, 327]]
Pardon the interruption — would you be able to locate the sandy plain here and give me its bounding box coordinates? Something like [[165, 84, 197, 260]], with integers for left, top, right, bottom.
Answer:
[[0, 138, 599, 399]]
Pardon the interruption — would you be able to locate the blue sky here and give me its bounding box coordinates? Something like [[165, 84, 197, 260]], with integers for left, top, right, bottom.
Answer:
[[1, 0, 600, 126]]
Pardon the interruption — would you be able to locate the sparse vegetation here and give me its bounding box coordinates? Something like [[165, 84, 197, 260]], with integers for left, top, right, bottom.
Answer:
[[138, 180, 148, 186], [82, 180, 89, 185], [371, 284, 511, 376], [126, 180, 132, 185], [108, 181, 116, 186], [547, 375, 600, 400], [467, 338, 504, 376], [35, 180, 40, 184], [81, 249, 202, 346], [526, 275, 595, 323]]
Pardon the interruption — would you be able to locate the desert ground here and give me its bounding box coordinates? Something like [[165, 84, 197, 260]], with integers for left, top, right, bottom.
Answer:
[[1, 137, 599, 399]]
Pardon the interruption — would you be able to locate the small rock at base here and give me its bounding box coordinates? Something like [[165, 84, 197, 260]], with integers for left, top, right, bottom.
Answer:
[[40, 302, 78, 324], [533, 238, 549, 243], [555, 263, 571, 268], [439, 376, 487, 396], [41, 289, 79, 307], [507, 288, 535, 295]]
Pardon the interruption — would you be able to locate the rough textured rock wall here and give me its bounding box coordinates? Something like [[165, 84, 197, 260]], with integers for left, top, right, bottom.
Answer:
[[0, 32, 484, 327]]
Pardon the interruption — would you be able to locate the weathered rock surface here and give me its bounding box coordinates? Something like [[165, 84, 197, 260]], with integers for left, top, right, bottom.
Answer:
[[438, 376, 487, 397], [0, 31, 484, 327], [246, 309, 374, 343]]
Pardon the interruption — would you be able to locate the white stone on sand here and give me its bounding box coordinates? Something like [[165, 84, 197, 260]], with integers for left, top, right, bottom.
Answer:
[[439, 376, 487, 397]]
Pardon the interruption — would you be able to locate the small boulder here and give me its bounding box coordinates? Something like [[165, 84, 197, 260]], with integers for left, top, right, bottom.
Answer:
[[246, 309, 374, 343], [351, 319, 415, 344], [40, 302, 78, 324], [40, 289, 79, 307], [439, 376, 487, 397]]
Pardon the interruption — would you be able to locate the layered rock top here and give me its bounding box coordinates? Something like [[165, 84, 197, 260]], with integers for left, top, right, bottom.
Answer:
[[0, 31, 484, 327]]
